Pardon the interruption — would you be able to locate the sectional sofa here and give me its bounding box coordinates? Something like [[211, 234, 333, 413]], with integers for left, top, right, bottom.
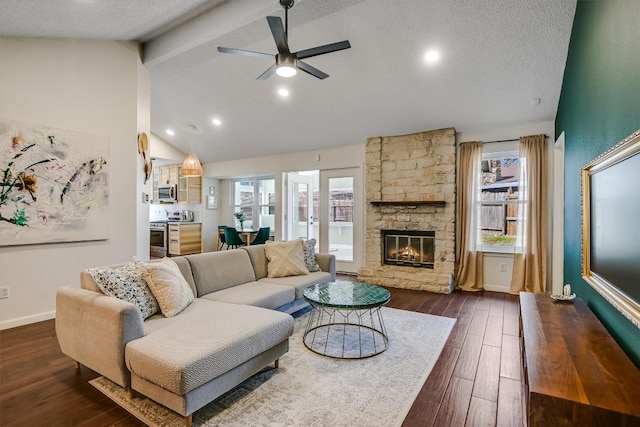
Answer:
[[55, 242, 335, 426]]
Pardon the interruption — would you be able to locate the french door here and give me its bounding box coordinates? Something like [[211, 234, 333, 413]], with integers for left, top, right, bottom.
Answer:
[[319, 168, 362, 274], [286, 173, 314, 241]]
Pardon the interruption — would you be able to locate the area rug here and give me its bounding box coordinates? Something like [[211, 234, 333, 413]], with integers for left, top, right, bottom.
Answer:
[[90, 307, 455, 427]]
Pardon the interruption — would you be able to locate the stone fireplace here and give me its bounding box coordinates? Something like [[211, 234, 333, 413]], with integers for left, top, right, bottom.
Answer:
[[357, 128, 456, 293]]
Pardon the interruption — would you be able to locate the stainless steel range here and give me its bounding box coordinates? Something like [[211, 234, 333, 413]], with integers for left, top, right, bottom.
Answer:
[[150, 220, 168, 258]]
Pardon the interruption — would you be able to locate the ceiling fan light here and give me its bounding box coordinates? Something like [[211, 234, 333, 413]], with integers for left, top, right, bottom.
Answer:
[[182, 153, 203, 177], [276, 64, 297, 77]]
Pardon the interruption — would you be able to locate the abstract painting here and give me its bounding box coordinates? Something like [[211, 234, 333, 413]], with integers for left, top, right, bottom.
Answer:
[[0, 118, 109, 246]]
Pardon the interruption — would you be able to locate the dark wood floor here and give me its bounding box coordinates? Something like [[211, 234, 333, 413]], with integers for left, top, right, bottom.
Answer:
[[0, 284, 525, 427]]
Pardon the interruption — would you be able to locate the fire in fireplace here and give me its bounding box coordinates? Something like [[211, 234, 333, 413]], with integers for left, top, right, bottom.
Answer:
[[382, 229, 435, 268]]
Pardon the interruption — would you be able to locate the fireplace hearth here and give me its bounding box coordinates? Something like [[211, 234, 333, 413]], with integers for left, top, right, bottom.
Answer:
[[382, 229, 435, 268]]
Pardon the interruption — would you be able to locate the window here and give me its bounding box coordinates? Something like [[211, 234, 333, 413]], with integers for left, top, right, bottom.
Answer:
[[233, 178, 275, 231], [479, 149, 521, 252]]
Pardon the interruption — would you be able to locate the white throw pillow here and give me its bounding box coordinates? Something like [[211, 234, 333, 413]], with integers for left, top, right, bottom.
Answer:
[[265, 240, 309, 278], [302, 239, 322, 272], [143, 258, 194, 317], [88, 257, 159, 320]]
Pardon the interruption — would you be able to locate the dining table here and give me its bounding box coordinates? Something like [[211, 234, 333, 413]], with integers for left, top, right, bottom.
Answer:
[[217, 228, 258, 250]]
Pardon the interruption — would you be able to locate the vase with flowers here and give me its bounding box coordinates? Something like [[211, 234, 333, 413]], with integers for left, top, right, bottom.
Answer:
[[234, 211, 246, 230]]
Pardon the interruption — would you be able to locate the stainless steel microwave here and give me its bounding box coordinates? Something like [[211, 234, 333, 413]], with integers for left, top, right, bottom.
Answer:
[[157, 184, 177, 202]]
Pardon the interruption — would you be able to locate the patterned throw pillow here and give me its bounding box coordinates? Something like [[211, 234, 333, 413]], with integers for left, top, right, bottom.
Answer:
[[265, 240, 309, 278], [143, 258, 194, 317], [302, 239, 321, 272], [88, 257, 159, 320]]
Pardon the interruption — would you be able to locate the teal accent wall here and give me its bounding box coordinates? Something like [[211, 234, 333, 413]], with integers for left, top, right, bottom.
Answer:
[[556, 0, 640, 366]]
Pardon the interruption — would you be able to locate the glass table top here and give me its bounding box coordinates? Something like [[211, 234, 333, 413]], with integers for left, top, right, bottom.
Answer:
[[304, 281, 391, 309]]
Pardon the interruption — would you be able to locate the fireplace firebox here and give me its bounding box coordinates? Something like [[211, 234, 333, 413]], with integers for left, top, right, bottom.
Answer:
[[382, 229, 435, 268]]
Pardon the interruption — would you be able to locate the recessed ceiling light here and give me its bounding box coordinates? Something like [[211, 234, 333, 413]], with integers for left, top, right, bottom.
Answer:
[[424, 50, 440, 63], [212, 118, 222, 126], [166, 129, 175, 136], [278, 88, 289, 97]]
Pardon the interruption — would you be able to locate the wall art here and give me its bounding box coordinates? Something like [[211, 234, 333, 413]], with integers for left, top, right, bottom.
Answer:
[[0, 118, 109, 246]]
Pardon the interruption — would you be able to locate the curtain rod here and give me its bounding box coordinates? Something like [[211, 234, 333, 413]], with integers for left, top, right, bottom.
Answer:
[[459, 134, 549, 145]]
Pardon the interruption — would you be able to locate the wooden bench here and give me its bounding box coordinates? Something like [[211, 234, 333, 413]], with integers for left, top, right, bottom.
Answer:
[[519, 292, 640, 426]]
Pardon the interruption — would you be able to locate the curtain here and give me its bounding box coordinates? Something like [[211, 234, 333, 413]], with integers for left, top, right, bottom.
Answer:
[[510, 134, 548, 294], [455, 141, 484, 291]]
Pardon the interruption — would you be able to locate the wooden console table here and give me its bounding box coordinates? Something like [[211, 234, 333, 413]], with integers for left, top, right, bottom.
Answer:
[[519, 292, 640, 426]]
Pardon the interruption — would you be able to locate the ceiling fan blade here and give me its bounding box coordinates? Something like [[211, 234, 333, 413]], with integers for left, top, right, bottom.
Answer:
[[297, 60, 329, 80], [257, 64, 277, 80], [266, 16, 290, 54], [295, 40, 351, 60], [218, 46, 274, 59]]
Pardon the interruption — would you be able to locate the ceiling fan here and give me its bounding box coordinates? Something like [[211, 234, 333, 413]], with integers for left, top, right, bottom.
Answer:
[[217, 0, 351, 80]]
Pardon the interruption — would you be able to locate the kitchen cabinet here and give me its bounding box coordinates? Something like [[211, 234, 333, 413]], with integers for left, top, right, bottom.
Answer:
[[168, 222, 202, 255], [178, 172, 201, 204], [158, 164, 179, 187]]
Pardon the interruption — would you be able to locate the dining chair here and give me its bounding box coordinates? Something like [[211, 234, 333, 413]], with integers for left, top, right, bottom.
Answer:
[[224, 227, 247, 249], [217, 225, 228, 250], [250, 227, 271, 245]]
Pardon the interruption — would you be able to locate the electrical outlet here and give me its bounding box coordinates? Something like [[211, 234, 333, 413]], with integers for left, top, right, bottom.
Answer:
[[499, 262, 507, 272], [0, 286, 9, 299]]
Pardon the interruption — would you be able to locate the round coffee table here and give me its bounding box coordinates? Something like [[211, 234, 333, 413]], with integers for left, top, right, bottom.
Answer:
[[302, 281, 390, 359]]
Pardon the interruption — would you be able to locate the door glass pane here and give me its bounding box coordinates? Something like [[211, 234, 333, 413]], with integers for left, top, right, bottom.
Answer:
[[292, 182, 308, 239], [328, 177, 353, 261], [234, 180, 253, 229], [258, 179, 275, 233]]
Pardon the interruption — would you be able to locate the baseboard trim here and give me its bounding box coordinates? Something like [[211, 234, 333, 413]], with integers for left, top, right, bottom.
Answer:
[[0, 310, 55, 330], [483, 284, 510, 293]]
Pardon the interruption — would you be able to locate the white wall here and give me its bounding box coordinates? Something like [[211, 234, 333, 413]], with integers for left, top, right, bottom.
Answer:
[[0, 38, 148, 329], [457, 120, 556, 292]]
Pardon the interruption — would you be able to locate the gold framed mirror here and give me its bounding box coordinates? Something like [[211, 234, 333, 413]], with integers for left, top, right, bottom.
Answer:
[[582, 128, 640, 328]]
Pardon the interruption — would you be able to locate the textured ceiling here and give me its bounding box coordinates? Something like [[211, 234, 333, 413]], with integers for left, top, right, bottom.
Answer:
[[1, 0, 577, 164]]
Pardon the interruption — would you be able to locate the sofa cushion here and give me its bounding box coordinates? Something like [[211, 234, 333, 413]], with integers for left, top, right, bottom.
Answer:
[[265, 240, 309, 278], [241, 245, 269, 280], [259, 271, 333, 299], [87, 257, 159, 320], [168, 256, 197, 297], [143, 258, 194, 317], [185, 250, 256, 296], [302, 239, 321, 272], [200, 281, 295, 310], [126, 299, 294, 395]]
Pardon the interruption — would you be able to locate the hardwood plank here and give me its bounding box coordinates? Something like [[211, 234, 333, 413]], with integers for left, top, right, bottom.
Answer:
[[466, 397, 497, 427], [500, 334, 522, 381], [441, 292, 467, 319], [466, 308, 489, 337], [446, 295, 479, 349], [472, 345, 501, 402], [502, 296, 521, 337], [452, 334, 483, 380], [433, 376, 474, 427], [496, 377, 525, 427], [483, 315, 503, 348], [401, 396, 440, 427], [423, 292, 456, 317], [417, 345, 461, 403], [488, 293, 505, 317]]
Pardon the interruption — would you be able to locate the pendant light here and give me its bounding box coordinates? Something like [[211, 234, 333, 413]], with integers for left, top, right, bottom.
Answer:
[[182, 125, 203, 177], [182, 153, 202, 177]]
